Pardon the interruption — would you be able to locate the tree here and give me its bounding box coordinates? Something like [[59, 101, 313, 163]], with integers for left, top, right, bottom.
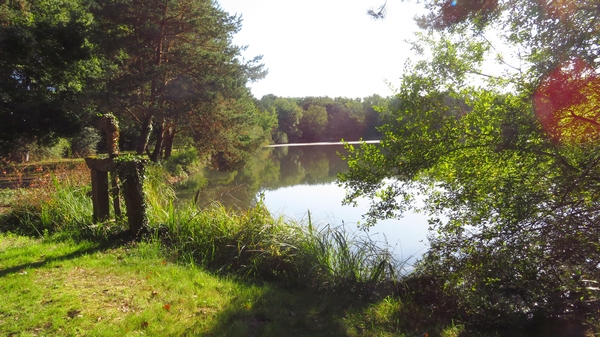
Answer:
[[0, 0, 100, 157], [326, 97, 365, 141], [262, 97, 303, 143], [91, 0, 266, 163], [200, 94, 274, 171], [361, 94, 388, 139], [343, 0, 600, 323], [299, 104, 328, 142]]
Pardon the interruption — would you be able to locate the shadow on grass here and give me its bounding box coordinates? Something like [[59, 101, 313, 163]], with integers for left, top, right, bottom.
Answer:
[[200, 285, 368, 337], [0, 230, 135, 278]]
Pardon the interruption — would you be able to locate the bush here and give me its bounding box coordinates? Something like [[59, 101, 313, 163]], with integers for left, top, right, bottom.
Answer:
[[272, 131, 288, 144], [18, 138, 72, 161], [164, 148, 201, 177], [71, 127, 101, 157]]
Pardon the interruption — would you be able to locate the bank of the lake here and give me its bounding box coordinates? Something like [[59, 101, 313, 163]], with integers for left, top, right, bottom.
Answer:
[[0, 161, 464, 337], [177, 143, 430, 266], [1, 158, 596, 336], [0, 233, 440, 337]]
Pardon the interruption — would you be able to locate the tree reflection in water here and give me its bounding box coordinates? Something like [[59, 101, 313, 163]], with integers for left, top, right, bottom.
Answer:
[[176, 144, 430, 264], [176, 145, 349, 210]]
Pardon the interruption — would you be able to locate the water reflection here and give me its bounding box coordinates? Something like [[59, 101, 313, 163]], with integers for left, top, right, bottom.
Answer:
[[178, 145, 348, 209], [176, 144, 430, 262]]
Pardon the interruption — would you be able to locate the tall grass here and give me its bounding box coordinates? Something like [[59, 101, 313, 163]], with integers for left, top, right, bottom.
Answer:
[[298, 215, 401, 293], [0, 162, 125, 240], [154, 198, 402, 294]]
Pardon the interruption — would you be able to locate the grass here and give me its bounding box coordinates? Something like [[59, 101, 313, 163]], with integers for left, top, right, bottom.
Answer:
[[1, 234, 242, 336], [0, 233, 423, 337]]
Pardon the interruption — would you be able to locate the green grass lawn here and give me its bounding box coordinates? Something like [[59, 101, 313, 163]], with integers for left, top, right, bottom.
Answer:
[[1, 233, 451, 337]]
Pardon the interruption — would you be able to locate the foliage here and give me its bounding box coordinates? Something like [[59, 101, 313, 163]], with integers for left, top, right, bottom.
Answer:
[[258, 94, 391, 144], [27, 138, 72, 161], [299, 104, 328, 142], [90, 0, 268, 163], [0, 0, 102, 157], [343, 0, 600, 326], [0, 162, 109, 239], [164, 147, 202, 178], [261, 96, 304, 143], [201, 96, 272, 171], [70, 127, 101, 157], [1, 0, 269, 170]]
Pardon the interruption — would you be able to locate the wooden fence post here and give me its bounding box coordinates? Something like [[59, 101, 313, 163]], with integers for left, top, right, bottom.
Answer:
[[86, 114, 148, 236], [117, 159, 148, 236], [84, 157, 115, 222]]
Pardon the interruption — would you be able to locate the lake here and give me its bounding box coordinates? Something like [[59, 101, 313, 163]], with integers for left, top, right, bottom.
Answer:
[[177, 143, 430, 265]]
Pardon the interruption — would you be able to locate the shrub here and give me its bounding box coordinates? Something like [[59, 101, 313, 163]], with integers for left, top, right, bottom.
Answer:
[[164, 147, 201, 177], [71, 127, 101, 157]]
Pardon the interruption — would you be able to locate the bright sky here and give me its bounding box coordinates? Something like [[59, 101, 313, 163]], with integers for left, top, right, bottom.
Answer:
[[217, 0, 426, 99]]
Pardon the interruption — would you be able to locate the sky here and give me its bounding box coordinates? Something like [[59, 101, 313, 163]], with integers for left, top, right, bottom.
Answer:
[[216, 0, 427, 99]]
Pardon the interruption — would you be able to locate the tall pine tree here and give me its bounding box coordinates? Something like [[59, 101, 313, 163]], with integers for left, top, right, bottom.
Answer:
[[91, 0, 267, 164]]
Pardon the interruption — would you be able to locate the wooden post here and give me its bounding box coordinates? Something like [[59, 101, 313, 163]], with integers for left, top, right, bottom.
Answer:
[[118, 160, 148, 236], [86, 156, 148, 236], [85, 157, 115, 223], [111, 172, 121, 218], [90, 169, 110, 222]]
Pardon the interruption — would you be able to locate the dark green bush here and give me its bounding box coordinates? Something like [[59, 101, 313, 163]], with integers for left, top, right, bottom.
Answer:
[[164, 147, 200, 176], [71, 127, 101, 157]]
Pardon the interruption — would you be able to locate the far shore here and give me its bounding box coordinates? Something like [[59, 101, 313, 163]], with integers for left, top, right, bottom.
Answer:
[[265, 140, 381, 148]]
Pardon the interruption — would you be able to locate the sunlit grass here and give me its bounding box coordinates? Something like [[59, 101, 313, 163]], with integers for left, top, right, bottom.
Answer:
[[0, 233, 418, 337], [0, 235, 247, 336]]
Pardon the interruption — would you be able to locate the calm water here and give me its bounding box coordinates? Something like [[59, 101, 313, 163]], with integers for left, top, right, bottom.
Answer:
[[177, 144, 430, 263]]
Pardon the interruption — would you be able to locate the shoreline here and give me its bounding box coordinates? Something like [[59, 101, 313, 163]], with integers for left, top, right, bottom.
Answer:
[[265, 140, 381, 148]]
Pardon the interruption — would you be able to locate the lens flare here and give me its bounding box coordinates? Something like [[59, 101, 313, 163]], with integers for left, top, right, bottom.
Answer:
[[533, 58, 600, 144]]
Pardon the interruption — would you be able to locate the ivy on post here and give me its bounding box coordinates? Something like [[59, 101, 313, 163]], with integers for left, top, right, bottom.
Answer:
[[115, 155, 149, 236], [85, 113, 120, 222], [86, 114, 149, 236], [104, 113, 122, 218]]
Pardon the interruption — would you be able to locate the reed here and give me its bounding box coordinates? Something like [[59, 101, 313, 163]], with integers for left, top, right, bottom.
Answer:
[[297, 214, 401, 293], [156, 195, 403, 295]]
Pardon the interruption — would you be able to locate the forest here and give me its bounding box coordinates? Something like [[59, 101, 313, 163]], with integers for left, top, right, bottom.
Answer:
[[0, 0, 389, 169], [3, 0, 600, 335]]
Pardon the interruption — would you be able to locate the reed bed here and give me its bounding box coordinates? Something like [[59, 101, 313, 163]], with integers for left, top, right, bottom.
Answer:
[[153, 198, 403, 294]]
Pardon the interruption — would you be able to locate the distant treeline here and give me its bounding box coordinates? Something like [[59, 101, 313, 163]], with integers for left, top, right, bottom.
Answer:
[[256, 94, 391, 144]]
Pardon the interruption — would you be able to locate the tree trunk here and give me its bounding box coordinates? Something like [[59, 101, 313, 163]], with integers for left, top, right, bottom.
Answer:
[[149, 120, 165, 162], [163, 126, 175, 159], [136, 115, 153, 155]]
